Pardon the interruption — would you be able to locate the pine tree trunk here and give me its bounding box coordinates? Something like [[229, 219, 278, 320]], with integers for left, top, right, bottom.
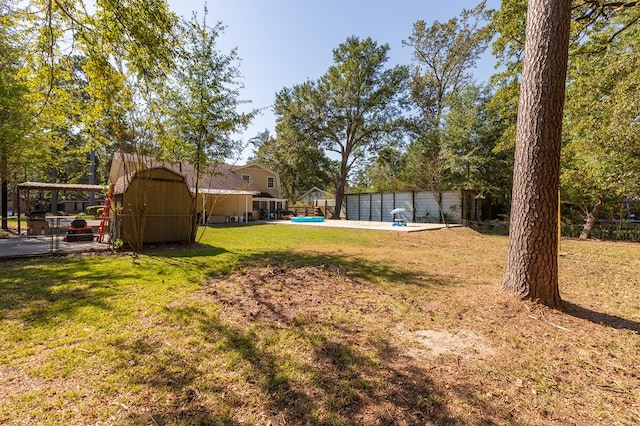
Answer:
[[500, 0, 571, 308]]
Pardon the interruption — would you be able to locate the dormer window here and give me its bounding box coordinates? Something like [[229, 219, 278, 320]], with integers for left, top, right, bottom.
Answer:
[[267, 176, 275, 188], [242, 174, 250, 183]]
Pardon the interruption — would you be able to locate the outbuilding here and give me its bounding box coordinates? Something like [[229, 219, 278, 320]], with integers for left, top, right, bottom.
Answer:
[[112, 167, 194, 245]]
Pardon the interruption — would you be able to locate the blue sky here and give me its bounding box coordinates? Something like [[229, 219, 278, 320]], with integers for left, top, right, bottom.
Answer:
[[166, 1, 501, 162]]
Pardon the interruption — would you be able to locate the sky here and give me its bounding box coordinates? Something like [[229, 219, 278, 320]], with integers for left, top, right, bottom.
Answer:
[[165, 0, 501, 162]]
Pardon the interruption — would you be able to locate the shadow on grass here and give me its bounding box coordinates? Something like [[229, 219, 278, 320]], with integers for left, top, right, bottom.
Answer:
[[140, 242, 229, 259], [227, 249, 454, 289], [0, 257, 128, 326], [563, 301, 640, 334], [115, 304, 462, 425]]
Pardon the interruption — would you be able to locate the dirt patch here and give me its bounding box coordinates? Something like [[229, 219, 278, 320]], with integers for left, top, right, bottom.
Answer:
[[409, 329, 496, 359], [199, 264, 396, 330]]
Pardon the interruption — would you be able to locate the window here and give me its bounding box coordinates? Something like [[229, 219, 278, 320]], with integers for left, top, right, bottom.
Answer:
[[267, 176, 275, 188], [242, 174, 250, 183]]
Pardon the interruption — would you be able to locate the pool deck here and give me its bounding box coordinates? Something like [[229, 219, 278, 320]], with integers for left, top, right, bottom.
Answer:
[[267, 219, 459, 233]]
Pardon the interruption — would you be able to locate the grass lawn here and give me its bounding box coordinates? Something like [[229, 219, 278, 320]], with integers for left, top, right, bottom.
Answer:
[[0, 223, 638, 425]]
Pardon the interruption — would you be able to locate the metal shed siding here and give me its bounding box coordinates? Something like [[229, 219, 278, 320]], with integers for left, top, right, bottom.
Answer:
[[346, 194, 359, 220], [359, 195, 372, 221], [442, 192, 463, 221]]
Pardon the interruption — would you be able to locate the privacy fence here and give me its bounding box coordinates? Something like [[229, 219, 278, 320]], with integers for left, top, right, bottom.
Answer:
[[344, 190, 485, 223]]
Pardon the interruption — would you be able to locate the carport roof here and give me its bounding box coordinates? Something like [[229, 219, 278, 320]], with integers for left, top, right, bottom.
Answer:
[[18, 182, 108, 191]]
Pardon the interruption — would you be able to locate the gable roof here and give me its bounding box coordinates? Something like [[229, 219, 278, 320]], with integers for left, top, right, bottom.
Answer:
[[232, 163, 279, 176], [297, 187, 334, 201], [113, 166, 192, 195], [113, 153, 261, 195]]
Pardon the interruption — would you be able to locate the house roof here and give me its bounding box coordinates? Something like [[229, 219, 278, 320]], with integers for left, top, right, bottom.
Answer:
[[113, 153, 261, 196], [297, 186, 334, 201], [232, 162, 279, 176]]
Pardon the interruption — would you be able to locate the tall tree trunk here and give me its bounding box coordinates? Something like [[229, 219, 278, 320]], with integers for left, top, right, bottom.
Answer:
[[331, 158, 348, 219], [1, 178, 7, 231], [1, 155, 7, 230], [579, 194, 605, 240], [501, 0, 571, 308]]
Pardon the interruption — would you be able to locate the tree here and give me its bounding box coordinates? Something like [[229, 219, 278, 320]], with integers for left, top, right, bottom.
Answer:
[[500, 0, 572, 308], [0, 5, 32, 229], [402, 1, 493, 222], [352, 146, 405, 193], [274, 37, 409, 219], [561, 8, 640, 239], [441, 83, 512, 202], [249, 129, 334, 202], [163, 9, 254, 242]]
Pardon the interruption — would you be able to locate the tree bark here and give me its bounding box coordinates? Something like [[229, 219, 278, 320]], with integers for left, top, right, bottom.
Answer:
[[1, 156, 8, 231], [331, 156, 349, 219], [501, 0, 571, 308]]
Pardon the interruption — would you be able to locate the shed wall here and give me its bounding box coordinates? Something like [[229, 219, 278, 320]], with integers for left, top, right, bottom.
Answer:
[[118, 168, 194, 244]]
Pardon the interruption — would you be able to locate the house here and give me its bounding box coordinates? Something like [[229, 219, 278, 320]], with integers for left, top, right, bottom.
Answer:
[[297, 187, 334, 204], [109, 153, 287, 228]]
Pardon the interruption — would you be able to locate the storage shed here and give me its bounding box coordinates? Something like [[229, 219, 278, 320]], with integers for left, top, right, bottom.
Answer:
[[112, 167, 195, 245]]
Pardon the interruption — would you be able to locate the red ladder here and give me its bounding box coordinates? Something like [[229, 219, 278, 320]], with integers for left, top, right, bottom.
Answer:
[[97, 185, 113, 243]]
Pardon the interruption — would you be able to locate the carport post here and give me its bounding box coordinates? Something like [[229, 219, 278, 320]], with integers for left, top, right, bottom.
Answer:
[[17, 186, 20, 234]]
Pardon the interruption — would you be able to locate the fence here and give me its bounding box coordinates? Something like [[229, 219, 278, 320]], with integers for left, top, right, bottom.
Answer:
[[0, 217, 109, 259], [345, 190, 482, 223]]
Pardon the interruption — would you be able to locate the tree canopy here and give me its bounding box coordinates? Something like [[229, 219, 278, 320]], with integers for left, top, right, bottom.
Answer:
[[273, 36, 409, 218]]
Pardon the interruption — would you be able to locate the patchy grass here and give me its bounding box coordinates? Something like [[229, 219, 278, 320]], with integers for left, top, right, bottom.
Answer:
[[0, 223, 639, 425]]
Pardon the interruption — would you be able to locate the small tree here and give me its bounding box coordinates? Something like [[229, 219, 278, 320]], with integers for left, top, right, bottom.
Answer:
[[403, 1, 493, 222], [0, 7, 31, 229], [163, 9, 254, 241], [249, 129, 334, 202]]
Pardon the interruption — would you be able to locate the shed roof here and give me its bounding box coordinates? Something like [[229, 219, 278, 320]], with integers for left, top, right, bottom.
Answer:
[[113, 166, 193, 195], [114, 153, 260, 195]]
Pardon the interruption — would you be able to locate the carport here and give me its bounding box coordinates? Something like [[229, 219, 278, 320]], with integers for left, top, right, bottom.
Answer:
[[15, 182, 108, 234]]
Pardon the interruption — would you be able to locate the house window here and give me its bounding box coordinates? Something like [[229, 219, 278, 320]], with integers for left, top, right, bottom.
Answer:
[[242, 174, 250, 183], [267, 176, 275, 188]]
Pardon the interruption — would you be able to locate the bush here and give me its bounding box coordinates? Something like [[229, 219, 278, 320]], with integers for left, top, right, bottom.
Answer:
[[86, 205, 104, 218]]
